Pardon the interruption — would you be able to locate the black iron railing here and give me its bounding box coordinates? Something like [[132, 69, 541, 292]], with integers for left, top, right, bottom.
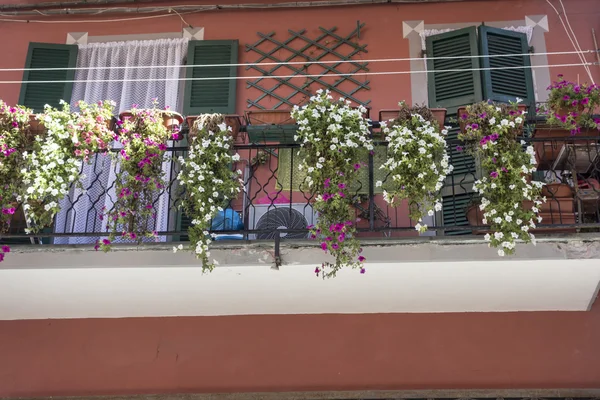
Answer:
[[2, 123, 600, 247]]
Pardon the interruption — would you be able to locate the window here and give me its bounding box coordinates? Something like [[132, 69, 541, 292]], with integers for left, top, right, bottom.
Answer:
[[17, 38, 239, 244], [425, 26, 535, 234]]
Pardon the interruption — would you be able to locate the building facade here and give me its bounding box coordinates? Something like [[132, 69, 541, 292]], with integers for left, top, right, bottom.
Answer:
[[0, 0, 600, 398]]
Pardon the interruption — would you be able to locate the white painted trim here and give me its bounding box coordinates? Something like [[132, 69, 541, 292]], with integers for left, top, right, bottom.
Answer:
[[0, 250, 599, 319]]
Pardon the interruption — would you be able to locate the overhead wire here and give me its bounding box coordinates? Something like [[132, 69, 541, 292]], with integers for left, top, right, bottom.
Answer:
[[0, 50, 593, 73], [0, 62, 591, 84]]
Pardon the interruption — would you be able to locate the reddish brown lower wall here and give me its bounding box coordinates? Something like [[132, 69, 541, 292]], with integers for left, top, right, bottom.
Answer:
[[1, 306, 600, 398]]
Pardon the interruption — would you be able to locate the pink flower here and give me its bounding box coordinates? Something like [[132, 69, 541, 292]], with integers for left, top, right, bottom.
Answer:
[[1, 245, 9, 253], [360, 267, 365, 274], [320, 242, 328, 251], [358, 255, 366, 262]]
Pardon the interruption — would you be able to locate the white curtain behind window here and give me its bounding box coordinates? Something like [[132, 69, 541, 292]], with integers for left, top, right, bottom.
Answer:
[[55, 38, 189, 245]]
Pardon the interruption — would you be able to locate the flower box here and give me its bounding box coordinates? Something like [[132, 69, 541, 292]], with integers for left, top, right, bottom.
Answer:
[[245, 109, 297, 143], [457, 104, 527, 133], [532, 124, 599, 168], [119, 110, 183, 130], [186, 115, 241, 142], [379, 108, 447, 129]]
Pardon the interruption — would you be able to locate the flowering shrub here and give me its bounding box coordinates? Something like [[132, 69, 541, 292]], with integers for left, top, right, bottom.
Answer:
[[0, 101, 34, 259], [459, 100, 545, 256], [175, 114, 242, 271], [22, 100, 116, 234], [291, 89, 373, 278], [378, 103, 452, 232], [99, 101, 173, 251], [543, 74, 600, 134]]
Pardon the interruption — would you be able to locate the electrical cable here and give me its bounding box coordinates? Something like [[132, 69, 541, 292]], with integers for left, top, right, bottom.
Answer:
[[0, 50, 592, 73], [0, 62, 590, 85]]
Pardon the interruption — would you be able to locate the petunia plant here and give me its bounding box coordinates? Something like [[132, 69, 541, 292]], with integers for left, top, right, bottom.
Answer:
[[0, 101, 35, 260], [99, 101, 173, 251], [459, 100, 545, 256], [378, 103, 453, 232], [175, 114, 242, 271], [22, 100, 116, 234], [542, 74, 600, 134], [291, 89, 373, 278]]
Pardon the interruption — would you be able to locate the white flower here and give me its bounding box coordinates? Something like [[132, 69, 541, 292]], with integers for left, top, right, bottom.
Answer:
[[498, 249, 505, 257], [516, 97, 523, 103], [375, 180, 382, 187]]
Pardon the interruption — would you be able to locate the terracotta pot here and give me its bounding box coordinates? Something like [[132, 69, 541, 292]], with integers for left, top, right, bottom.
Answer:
[[186, 115, 240, 142], [541, 183, 573, 199], [553, 103, 585, 117], [162, 112, 183, 130], [457, 104, 527, 133], [28, 114, 45, 134], [532, 125, 600, 168], [246, 110, 294, 125]]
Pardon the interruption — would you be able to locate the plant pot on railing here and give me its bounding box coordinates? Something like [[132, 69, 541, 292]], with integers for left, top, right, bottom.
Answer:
[[458, 104, 528, 133], [466, 184, 577, 234], [245, 109, 296, 143], [119, 111, 183, 130], [532, 124, 600, 169], [379, 108, 447, 129], [186, 115, 241, 143], [28, 114, 45, 135]]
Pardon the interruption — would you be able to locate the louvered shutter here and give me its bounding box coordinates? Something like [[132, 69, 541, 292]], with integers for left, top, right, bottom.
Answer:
[[426, 27, 482, 114], [183, 40, 238, 115], [479, 26, 534, 107], [18, 43, 78, 112], [442, 193, 473, 236]]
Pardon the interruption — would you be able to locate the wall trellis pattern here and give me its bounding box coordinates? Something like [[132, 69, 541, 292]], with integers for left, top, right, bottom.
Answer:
[[245, 24, 371, 110]]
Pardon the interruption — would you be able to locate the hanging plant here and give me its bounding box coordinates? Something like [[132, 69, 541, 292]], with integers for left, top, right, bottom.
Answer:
[[291, 89, 374, 278], [542, 75, 600, 134], [0, 101, 35, 260], [99, 101, 173, 251], [459, 100, 545, 256], [378, 102, 452, 232], [175, 114, 242, 271], [22, 100, 115, 234]]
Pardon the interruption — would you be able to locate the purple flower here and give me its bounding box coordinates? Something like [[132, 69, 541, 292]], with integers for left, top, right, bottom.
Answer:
[[172, 133, 181, 140], [322, 193, 331, 202], [158, 143, 167, 151], [563, 95, 570, 101], [492, 157, 497, 163], [320, 242, 328, 251], [358, 255, 366, 262], [460, 114, 468, 120], [1, 245, 9, 253], [314, 267, 320, 276], [331, 243, 339, 250], [338, 192, 345, 198], [470, 123, 479, 130], [582, 97, 590, 105], [338, 183, 346, 190], [307, 224, 314, 230], [130, 233, 137, 240], [456, 146, 463, 152], [325, 236, 332, 241], [354, 163, 361, 170], [102, 239, 111, 245], [479, 113, 487, 119], [324, 178, 331, 188], [0, 253, 5, 262], [490, 171, 499, 178], [479, 137, 488, 146], [490, 133, 499, 141], [572, 100, 579, 106], [501, 167, 508, 173], [360, 267, 365, 274], [338, 233, 345, 242]]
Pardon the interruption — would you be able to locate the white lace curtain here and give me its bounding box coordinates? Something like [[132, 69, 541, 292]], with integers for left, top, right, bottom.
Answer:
[[54, 37, 189, 245]]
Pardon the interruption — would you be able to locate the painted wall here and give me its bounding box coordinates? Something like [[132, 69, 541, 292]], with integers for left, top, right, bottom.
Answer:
[[1, 307, 600, 398], [0, 0, 598, 113]]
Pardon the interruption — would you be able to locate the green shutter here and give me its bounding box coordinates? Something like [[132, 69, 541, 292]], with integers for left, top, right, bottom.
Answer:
[[446, 123, 476, 177], [183, 40, 238, 115], [18, 42, 78, 112], [442, 193, 473, 236], [478, 26, 534, 106], [426, 27, 482, 114]]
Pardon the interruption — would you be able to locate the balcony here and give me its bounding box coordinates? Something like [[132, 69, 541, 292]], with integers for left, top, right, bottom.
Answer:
[[1, 118, 600, 319]]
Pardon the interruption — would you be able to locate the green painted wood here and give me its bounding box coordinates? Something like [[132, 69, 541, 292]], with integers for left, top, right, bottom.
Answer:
[[19, 42, 78, 112], [247, 125, 298, 143], [245, 26, 370, 110], [426, 27, 482, 115], [183, 40, 238, 115], [446, 123, 476, 176], [442, 193, 473, 236], [479, 26, 535, 107]]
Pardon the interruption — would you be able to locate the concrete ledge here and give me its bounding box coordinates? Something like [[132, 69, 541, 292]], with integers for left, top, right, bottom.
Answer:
[[3, 234, 600, 270]]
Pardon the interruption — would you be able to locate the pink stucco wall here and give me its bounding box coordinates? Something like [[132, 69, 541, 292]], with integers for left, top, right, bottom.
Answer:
[[0, 0, 598, 112]]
